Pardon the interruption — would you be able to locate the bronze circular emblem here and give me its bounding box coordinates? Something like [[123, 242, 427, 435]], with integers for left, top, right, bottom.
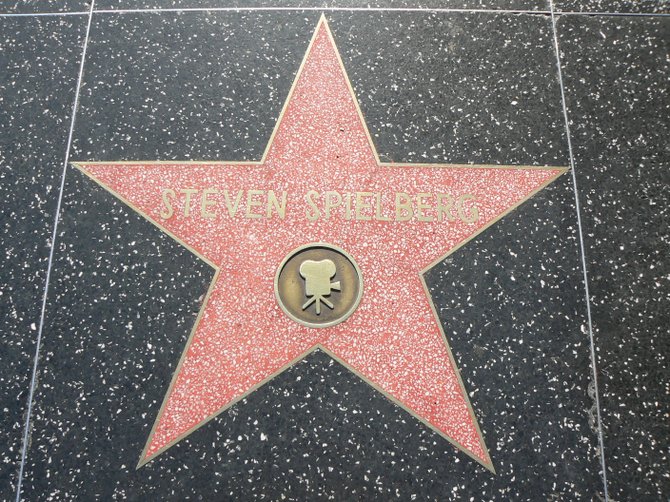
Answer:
[[275, 243, 363, 328]]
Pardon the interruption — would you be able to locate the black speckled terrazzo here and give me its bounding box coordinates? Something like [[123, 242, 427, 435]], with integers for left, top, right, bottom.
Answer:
[[71, 13, 317, 162], [2, 5, 668, 502], [331, 12, 567, 165], [424, 174, 602, 498], [0, 16, 85, 498], [558, 15, 670, 499], [71, 11, 568, 165]]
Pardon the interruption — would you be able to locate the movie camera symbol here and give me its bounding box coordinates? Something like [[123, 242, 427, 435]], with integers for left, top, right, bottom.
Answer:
[[299, 259, 341, 315]]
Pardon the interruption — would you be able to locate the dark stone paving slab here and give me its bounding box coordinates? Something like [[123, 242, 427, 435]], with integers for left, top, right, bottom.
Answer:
[[0, 15, 85, 500], [71, 12, 315, 162], [554, 0, 669, 14], [332, 12, 567, 165], [72, 11, 567, 165], [558, 14, 670, 499], [13, 11, 606, 499], [20, 168, 215, 499], [0, 1, 89, 14], [94, 0, 549, 12], [424, 173, 602, 499]]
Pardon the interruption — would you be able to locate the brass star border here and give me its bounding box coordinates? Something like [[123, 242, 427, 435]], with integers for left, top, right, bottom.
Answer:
[[72, 16, 568, 473]]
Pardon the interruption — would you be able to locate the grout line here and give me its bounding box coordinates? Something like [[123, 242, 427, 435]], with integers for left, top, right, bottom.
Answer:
[[548, 2, 609, 501], [0, 11, 89, 17], [557, 10, 670, 17], [92, 6, 550, 14], [90, 7, 550, 16], [93, 6, 670, 17], [13, 1, 96, 501], [91, 6, 670, 16], [1, 7, 668, 17]]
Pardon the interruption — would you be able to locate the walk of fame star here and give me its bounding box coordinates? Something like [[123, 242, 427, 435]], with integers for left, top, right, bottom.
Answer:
[[72, 16, 567, 472]]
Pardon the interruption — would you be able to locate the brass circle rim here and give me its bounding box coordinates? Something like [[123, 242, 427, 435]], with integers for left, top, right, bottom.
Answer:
[[274, 242, 363, 329]]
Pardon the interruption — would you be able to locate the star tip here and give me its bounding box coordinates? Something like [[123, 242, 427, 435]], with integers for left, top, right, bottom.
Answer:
[[477, 447, 496, 472], [551, 166, 571, 181], [135, 455, 150, 470], [71, 162, 93, 176], [317, 14, 334, 35]]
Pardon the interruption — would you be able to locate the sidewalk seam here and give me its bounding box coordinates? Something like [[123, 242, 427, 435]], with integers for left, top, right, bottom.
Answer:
[[548, 3, 609, 501], [14, 2, 96, 500]]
